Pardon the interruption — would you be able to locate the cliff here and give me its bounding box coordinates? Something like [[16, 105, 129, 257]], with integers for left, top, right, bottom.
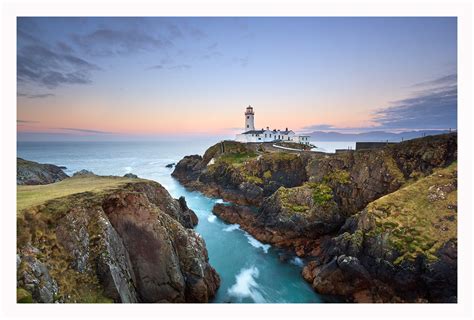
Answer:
[[175, 133, 457, 302], [17, 174, 219, 303], [172, 140, 312, 205], [302, 162, 457, 302], [17, 158, 69, 185]]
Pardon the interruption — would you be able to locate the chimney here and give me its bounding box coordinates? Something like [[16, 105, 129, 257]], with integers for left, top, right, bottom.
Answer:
[[286, 127, 288, 131], [266, 126, 269, 130]]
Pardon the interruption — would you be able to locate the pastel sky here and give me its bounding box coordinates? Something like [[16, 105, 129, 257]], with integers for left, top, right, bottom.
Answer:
[[17, 17, 457, 140]]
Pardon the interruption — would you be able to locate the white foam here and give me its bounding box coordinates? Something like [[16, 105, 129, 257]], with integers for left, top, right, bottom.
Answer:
[[290, 257, 304, 267], [207, 214, 217, 223], [223, 224, 240, 232], [215, 199, 224, 204], [124, 166, 132, 173], [227, 266, 266, 303], [245, 233, 270, 253]]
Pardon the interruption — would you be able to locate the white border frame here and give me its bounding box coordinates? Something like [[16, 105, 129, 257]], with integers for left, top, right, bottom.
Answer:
[[1, 0, 472, 319]]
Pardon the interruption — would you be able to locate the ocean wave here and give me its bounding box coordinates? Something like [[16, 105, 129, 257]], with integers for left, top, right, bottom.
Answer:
[[290, 257, 304, 267], [223, 224, 240, 232], [244, 233, 270, 253], [227, 266, 266, 303], [124, 166, 132, 173]]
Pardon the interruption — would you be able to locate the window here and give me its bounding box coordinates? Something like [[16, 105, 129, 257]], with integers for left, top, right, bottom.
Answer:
[[265, 134, 267, 138], [288, 137, 290, 140], [247, 125, 249, 128], [247, 116, 249, 119]]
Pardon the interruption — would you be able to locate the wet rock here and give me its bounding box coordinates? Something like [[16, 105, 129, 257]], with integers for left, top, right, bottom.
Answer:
[[165, 163, 175, 168], [123, 173, 138, 178]]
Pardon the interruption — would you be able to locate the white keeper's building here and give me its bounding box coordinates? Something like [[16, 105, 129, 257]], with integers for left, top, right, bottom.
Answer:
[[235, 106, 311, 145]]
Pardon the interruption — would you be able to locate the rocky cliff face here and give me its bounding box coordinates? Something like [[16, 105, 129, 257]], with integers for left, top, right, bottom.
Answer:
[[17, 158, 69, 185], [178, 133, 457, 302], [172, 140, 311, 205], [302, 163, 457, 302], [17, 175, 219, 303]]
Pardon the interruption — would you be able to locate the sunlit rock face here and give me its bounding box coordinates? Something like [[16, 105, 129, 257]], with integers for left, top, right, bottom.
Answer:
[[17, 175, 220, 303]]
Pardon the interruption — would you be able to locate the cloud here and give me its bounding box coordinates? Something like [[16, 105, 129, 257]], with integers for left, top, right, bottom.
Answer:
[[184, 24, 207, 40], [146, 65, 163, 71], [55, 127, 114, 134], [71, 28, 173, 57], [168, 64, 191, 70], [373, 74, 457, 130], [302, 74, 457, 132], [411, 73, 457, 88], [301, 124, 337, 131], [233, 56, 249, 67], [18, 92, 55, 99], [56, 41, 74, 53], [17, 43, 101, 89], [17, 119, 39, 124]]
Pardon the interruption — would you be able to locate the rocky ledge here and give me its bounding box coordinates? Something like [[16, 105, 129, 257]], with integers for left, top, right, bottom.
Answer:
[[17, 157, 69, 185], [17, 172, 219, 303], [176, 133, 457, 302], [172, 140, 312, 206]]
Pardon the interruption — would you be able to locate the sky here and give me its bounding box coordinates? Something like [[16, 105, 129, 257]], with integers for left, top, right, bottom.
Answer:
[[17, 17, 457, 141]]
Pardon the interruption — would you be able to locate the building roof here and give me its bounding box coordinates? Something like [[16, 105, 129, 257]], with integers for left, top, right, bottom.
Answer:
[[242, 130, 265, 134], [242, 129, 295, 135]]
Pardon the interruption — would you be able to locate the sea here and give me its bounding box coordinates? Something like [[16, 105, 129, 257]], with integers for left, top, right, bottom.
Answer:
[[17, 139, 355, 303]]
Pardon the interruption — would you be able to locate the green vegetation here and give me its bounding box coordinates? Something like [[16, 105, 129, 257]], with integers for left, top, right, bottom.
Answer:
[[262, 152, 298, 162], [307, 182, 334, 206], [17, 175, 141, 213], [17, 288, 33, 303], [383, 153, 406, 185], [203, 140, 250, 163], [243, 174, 263, 185], [365, 162, 457, 264], [277, 186, 311, 215], [291, 204, 310, 213], [16, 175, 149, 303], [323, 169, 351, 185], [217, 151, 258, 167], [263, 170, 272, 179]]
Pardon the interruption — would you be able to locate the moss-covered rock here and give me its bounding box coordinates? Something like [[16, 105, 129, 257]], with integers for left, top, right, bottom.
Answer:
[[17, 175, 220, 303], [305, 163, 457, 302]]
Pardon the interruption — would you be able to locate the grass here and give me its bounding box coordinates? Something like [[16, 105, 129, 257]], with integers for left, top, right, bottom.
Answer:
[[16, 175, 142, 303], [365, 162, 457, 263], [217, 151, 258, 167], [17, 288, 33, 303], [383, 153, 406, 184], [17, 175, 142, 213]]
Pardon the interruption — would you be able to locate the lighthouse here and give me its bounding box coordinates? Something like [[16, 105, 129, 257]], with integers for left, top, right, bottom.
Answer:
[[245, 105, 255, 131]]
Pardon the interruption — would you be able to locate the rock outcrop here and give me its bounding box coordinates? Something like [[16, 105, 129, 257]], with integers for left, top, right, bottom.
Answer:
[[172, 140, 311, 205], [17, 175, 219, 303], [302, 163, 457, 302], [178, 133, 457, 302], [17, 158, 69, 185]]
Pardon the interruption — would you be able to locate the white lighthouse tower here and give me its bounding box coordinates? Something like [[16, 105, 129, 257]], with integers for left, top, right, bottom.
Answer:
[[245, 105, 255, 131]]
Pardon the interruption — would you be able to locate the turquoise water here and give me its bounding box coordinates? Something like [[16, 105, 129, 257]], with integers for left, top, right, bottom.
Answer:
[[17, 140, 322, 303]]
